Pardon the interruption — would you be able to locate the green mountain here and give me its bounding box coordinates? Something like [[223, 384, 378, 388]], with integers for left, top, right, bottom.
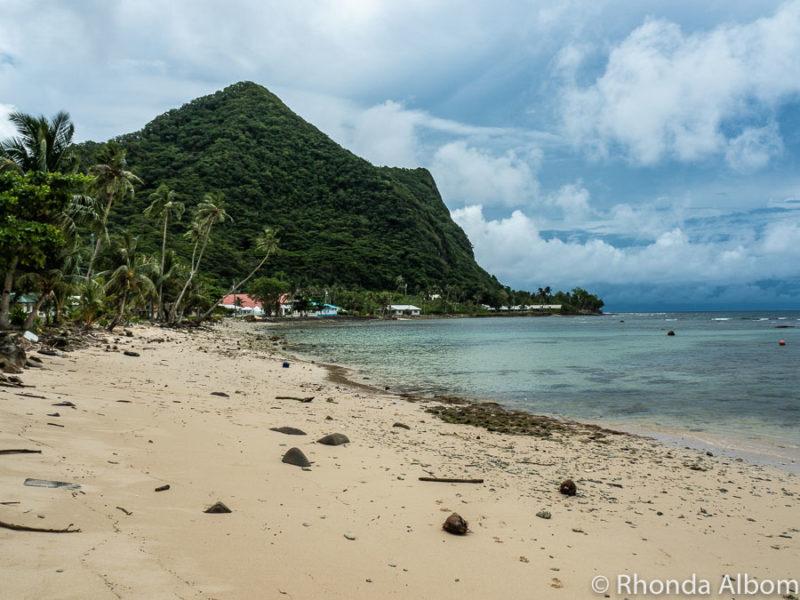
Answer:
[[77, 81, 501, 296]]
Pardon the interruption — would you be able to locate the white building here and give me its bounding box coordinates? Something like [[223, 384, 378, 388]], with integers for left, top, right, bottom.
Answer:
[[389, 304, 421, 316]]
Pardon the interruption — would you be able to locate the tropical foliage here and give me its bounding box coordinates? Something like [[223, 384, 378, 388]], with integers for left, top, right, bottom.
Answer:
[[0, 91, 604, 333], [71, 81, 502, 298]]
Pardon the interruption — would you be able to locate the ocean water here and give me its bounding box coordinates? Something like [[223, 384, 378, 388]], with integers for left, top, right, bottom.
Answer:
[[268, 312, 800, 451]]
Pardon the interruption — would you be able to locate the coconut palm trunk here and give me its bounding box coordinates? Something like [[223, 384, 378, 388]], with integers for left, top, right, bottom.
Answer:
[[23, 292, 51, 331], [107, 288, 128, 332], [158, 216, 168, 318], [199, 227, 279, 321], [0, 255, 20, 330], [168, 193, 229, 324]]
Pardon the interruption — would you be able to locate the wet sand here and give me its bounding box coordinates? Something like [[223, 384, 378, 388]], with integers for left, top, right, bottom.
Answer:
[[1, 321, 798, 599]]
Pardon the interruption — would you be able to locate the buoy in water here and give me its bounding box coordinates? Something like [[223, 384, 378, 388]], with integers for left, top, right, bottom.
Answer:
[[779, 339, 786, 346]]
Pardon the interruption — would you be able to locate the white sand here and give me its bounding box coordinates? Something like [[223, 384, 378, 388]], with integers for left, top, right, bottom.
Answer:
[[1, 322, 798, 599]]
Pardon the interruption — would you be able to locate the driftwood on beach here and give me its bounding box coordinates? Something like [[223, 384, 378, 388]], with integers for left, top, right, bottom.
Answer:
[[0, 520, 81, 533], [419, 477, 485, 484], [275, 396, 314, 403], [0, 449, 42, 455]]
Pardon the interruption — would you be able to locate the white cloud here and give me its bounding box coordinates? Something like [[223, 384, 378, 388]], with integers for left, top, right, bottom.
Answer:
[[761, 220, 800, 256], [431, 141, 540, 207], [0, 104, 16, 139], [348, 101, 423, 167], [725, 123, 784, 172], [547, 182, 592, 223], [561, 1, 800, 168], [452, 204, 798, 289]]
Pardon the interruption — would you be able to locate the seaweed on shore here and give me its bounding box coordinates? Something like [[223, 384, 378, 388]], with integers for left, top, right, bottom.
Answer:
[[425, 400, 624, 441]]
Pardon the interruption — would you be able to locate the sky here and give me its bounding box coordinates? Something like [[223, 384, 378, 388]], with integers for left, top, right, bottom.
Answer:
[[2, 0, 800, 311]]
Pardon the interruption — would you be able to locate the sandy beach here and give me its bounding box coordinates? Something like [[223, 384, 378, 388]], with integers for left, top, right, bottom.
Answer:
[[1, 321, 798, 599]]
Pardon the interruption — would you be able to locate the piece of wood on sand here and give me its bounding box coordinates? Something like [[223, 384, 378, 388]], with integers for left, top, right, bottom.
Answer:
[[419, 477, 485, 484], [0, 449, 42, 455], [24, 478, 81, 490], [0, 520, 80, 533], [275, 396, 314, 403]]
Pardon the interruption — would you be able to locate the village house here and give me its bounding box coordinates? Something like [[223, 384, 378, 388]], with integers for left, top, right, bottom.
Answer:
[[219, 294, 264, 316], [389, 304, 421, 316]]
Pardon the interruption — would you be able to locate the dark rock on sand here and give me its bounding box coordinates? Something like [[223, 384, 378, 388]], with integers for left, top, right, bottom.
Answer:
[[204, 501, 232, 514], [536, 510, 552, 519], [392, 422, 411, 430], [123, 350, 140, 357], [317, 433, 350, 446], [443, 512, 468, 535], [270, 426, 307, 435], [210, 391, 229, 397], [37, 349, 58, 356], [282, 447, 311, 467], [559, 479, 577, 496]]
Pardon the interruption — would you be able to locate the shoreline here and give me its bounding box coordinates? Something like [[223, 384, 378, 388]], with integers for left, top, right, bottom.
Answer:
[[2, 322, 798, 599], [255, 319, 800, 475]]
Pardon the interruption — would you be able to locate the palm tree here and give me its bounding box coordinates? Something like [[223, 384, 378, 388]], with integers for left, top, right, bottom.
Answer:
[[100, 234, 156, 331], [14, 243, 81, 330], [51, 245, 85, 326], [169, 192, 230, 323], [1, 111, 78, 329], [200, 227, 279, 320], [144, 185, 185, 320], [85, 141, 141, 281], [75, 279, 106, 328], [152, 248, 186, 320], [0, 111, 77, 174]]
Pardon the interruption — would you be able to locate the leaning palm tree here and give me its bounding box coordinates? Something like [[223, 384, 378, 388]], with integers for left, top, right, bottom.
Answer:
[[200, 227, 279, 320], [144, 185, 184, 320], [85, 141, 141, 281], [168, 192, 230, 323], [100, 234, 157, 331], [0, 111, 77, 173]]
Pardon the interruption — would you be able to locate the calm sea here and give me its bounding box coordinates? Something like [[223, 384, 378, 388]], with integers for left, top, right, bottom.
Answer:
[[268, 312, 800, 454]]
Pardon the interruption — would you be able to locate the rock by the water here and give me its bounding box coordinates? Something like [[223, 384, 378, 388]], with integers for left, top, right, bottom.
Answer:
[[204, 501, 232, 514], [271, 426, 307, 435], [667, 330, 675, 336], [443, 512, 468, 535], [317, 433, 350, 446], [392, 422, 411, 430], [282, 447, 311, 467], [559, 479, 577, 496]]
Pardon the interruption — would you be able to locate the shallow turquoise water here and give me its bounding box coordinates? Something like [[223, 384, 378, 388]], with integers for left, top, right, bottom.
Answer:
[[268, 312, 800, 448]]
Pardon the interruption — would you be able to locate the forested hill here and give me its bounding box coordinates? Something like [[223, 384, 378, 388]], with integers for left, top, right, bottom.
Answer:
[[76, 81, 501, 296]]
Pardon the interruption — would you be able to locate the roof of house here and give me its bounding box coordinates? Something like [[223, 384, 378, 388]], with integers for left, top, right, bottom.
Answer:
[[390, 304, 421, 311], [10, 293, 38, 303], [220, 294, 261, 308]]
